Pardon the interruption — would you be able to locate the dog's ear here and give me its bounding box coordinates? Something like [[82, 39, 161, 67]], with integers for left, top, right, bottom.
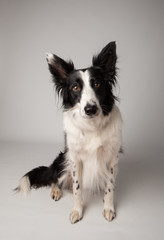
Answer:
[[46, 53, 74, 92], [92, 42, 117, 84]]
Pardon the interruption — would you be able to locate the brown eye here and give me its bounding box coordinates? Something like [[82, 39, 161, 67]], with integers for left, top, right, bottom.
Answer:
[[94, 82, 100, 88], [73, 85, 80, 92]]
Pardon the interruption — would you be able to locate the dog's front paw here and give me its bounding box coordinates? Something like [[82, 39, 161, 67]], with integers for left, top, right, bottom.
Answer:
[[70, 209, 83, 224], [103, 209, 116, 222]]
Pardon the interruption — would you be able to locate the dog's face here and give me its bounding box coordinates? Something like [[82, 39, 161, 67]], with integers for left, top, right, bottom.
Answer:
[[46, 42, 117, 118]]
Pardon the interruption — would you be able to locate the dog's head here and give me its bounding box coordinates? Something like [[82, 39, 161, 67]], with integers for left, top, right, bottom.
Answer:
[[46, 42, 117, 118]]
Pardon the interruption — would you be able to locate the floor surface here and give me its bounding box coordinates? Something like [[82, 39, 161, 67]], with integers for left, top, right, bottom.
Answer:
[[0, 142, 164, 240]]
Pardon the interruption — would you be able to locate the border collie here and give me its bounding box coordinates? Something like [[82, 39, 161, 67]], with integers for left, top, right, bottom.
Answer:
[[15, 42, 122, 224]]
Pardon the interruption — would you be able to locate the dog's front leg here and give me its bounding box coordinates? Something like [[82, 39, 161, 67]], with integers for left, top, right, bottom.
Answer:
[[70, 160, 83, 224], [103, 157, 118, 222]]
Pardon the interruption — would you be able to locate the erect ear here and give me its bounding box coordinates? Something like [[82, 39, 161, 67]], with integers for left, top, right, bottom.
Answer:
[[46, 53, 74, 90], [92, 42, 117, 81]]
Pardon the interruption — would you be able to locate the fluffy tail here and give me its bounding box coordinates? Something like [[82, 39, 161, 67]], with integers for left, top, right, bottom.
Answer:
[[15, 152, 67, 195]]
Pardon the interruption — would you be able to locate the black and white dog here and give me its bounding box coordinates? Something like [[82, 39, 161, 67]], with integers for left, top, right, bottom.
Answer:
[[16, 42, 122, 224]]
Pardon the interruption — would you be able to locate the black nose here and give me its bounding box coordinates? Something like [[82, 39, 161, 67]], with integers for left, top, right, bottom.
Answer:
[[84, 104, 98, 116]]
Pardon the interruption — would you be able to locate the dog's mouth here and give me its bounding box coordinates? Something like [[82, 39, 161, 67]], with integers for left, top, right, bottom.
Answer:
[[82, 113, 100, 119]]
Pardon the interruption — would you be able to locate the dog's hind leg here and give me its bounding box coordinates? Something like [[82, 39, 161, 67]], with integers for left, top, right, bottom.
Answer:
[[50, 183, 62, 201]]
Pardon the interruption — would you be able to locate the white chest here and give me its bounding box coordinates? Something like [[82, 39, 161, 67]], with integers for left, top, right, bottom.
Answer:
[[63, 105, 122, 190]]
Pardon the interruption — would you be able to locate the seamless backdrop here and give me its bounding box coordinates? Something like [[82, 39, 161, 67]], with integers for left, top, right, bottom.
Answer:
[[0, 0, 164, 153], [0, 1, 164, 240]]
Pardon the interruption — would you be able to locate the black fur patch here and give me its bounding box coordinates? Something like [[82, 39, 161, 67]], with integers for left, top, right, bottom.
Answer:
[[25, 152, 66, 189], [88, 67, 116, 115]]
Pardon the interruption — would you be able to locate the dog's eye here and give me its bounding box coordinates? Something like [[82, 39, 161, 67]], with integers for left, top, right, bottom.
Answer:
[[73, 85, 80, 92], [94, 82, 101, 88]]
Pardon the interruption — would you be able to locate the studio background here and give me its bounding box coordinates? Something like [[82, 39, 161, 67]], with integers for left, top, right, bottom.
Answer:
[[0, 1, 164, 240]]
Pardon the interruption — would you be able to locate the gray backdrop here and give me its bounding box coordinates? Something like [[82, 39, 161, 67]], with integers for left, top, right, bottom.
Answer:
[[0, 0, 164, 157], [1, 1, 164, 239]]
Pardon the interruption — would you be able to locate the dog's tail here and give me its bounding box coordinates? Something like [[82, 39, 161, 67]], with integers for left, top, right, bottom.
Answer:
[[14, 152, 67, 195]]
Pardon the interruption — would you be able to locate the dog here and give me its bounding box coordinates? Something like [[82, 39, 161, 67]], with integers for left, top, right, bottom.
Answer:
[[15, 42, 122, 224]]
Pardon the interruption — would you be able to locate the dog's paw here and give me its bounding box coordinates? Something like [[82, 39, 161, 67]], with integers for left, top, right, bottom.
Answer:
[[103, 209, 116, 222], [50, 186, 62, 201], [70, 210, 82, 224]]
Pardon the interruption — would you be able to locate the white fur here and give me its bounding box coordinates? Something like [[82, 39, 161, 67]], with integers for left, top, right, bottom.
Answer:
[[46, 52, 54, 65], [17, 176, 31, 196], [63, 70, 122, 191], [64, 105, 122, 191], [79, 71, 100, 118]]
